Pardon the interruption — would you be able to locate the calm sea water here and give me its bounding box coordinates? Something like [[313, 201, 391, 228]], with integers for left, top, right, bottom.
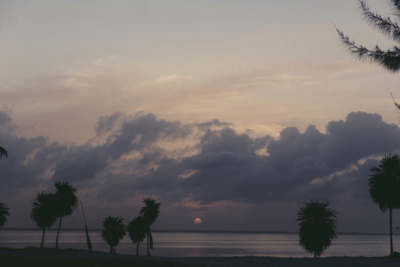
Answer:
[[0, 230, 398, 257]]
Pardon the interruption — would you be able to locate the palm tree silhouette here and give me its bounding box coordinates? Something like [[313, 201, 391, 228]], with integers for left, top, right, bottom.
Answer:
[[0, 202, 9, 229], [297, 201, 337, 257], [0, 147, 9, 231], [53, 181, 78, 249], [102, 216, 126, 254], [0, 146, 7, 159], [369, 154, 400, 256], [31, 192, 58, 248], [140, 198, 160, 256], [127, 216, 147, 256]]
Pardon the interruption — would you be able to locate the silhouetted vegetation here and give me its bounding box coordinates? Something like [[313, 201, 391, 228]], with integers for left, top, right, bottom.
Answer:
[[53, 182, 78, 249], [140, 198, 161, 256], [127, 216, 147, 256], [338, 0, 400, 72], [297, 201, 337, 257], [0, 146, 7, 159], [0, 202, 9, 229], [102, 216, 126, 254], [0, 146, 9, 231], [369, 154, 400, 256], [31, 193, 58, 248]]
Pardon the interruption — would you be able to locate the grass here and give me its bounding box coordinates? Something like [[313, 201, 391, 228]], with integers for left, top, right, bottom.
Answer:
[[0, 248, 188, 267]]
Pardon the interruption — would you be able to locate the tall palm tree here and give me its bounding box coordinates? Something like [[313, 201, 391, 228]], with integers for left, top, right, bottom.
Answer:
[[102, 216, 126, 254], [31, 192, 58, 248], [369, 154, 400, 256], [0, 202, 9, 229], [140, 198, 160, 256], [53, 181, 78, 249], [0, 146, 7, 159], [297, 201, 337, 257], [127, 216, 147, 256]]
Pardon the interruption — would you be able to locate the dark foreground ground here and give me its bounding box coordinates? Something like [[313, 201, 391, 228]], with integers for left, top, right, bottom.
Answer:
[[1, 248, 400, 267]]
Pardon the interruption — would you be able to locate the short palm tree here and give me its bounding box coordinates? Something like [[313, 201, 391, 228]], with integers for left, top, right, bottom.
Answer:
[[0, 202, 9, 229], [140, 198, 160, 256], [31, 193, 58, 248], [0, 146, 7, 159], [297, 201, 337, 257], [369, 155, 400, 256], [102, 216, 126, 254], [127, 216, 147, 256], [53, 181, 78, 249]]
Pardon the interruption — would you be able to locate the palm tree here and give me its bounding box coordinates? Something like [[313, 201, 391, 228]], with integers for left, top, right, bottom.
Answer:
[[127, 216, 147, 256], [369, 155, 400, 256], [297, 201, 337, 257], [0, 146, 7, 159], [53, 181, 78, 249], [31, 193, 58, 248], [102, 216, 126, 254], [0, 202, 9, 229], [140, 198, 160, 256]]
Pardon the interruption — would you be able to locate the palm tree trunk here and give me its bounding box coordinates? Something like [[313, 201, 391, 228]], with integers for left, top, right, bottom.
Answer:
[[56, 216, 63, 249], [146, 233, 150, 256], [136, 242, 140, 256], [389, 207, 394, 256], [149, 231, 153, 249], [40, 228, 46, 248]]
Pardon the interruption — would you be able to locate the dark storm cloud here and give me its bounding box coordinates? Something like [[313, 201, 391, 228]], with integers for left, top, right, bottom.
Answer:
[[0, 110, 66, 196], [178, 112, 400, 204], [52, 113, 191, 184], [0, 110, 398, 208]]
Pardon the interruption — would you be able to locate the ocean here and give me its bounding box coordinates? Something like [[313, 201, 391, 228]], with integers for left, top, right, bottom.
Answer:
[[0, 230, 397, 257]]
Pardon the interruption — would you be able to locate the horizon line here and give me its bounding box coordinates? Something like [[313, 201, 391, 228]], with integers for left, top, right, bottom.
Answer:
[[2, 228, 397, 236]]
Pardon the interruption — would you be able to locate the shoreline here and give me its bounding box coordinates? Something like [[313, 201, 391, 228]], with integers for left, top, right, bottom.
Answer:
[[1, 247, 400, 267]]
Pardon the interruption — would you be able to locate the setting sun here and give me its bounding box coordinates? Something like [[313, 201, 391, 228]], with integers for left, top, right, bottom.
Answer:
[[193, 217, 203, 224]]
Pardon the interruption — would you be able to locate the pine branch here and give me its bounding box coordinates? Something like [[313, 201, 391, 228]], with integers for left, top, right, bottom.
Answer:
[[360, 0, 400, 41], [337, 29, 400, 71], [390, 93, 400, 110], [391, 0, 400, 12]]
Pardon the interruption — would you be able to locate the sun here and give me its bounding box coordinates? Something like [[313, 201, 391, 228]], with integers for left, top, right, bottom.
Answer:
[[193, 217, 203, 224]]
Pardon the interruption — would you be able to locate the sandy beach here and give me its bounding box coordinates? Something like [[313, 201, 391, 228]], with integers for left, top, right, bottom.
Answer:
[[1, 248, 400, 267]]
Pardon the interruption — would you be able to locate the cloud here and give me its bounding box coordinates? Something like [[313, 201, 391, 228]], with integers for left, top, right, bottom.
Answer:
[[0, 110, 398, 231], [139, 73, 193, 88]]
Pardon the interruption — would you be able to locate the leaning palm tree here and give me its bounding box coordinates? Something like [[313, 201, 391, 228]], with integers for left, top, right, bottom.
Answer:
[[297, 201, 337, 257], [0, 146, 7, 159], [369, 154, 400, 256], [53, 181, 78, 249], [0, 202, 9, 229], [140, 198, 160, 256], [127, 216, 147, 256], [31, 192, 58, 248], [102, 216, 126, 254]]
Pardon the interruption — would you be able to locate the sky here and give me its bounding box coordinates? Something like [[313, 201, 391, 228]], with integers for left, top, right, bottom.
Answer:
[[1, 0, 400, 233]]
